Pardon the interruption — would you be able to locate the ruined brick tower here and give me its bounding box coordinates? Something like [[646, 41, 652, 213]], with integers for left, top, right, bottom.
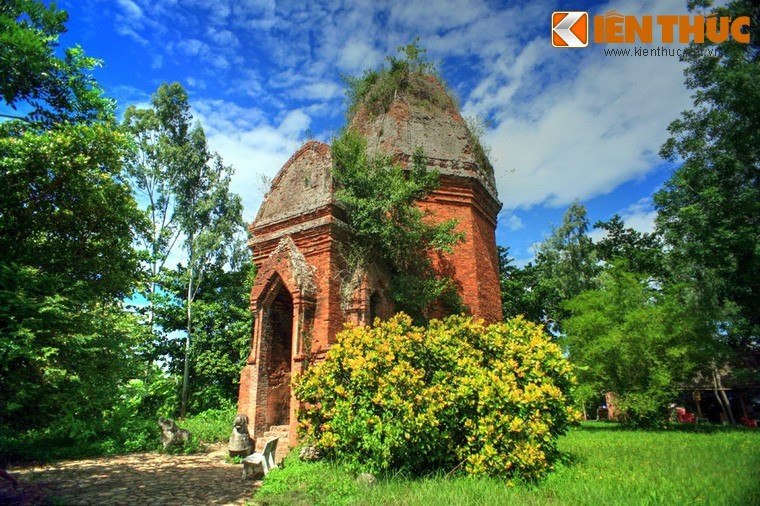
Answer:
[[238, 76, 502, 449]]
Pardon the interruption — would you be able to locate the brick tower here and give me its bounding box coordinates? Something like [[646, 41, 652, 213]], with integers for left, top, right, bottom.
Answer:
[[350, 76, 503, 323], [238, 77, 502, 451]]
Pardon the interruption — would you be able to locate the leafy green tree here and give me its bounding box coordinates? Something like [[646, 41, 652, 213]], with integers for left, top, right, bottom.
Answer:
[[331, 129, 463, 322], [563, 264, 712, 427], [533, 201, 599, 332], [497, 246, 545, 323], [153, 259, 254, 413], [0, 117, 144, 433], [174, 127, 244, 417], [656, 0, 759, 384], [122, 82, 245, 416], [594, 215, 665, 278], [122, 83, 193, 331], [0, 0, 112, 126]]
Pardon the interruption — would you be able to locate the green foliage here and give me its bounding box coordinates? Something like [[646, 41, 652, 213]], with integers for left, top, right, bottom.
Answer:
[[253, 451, 360, 506], [152, 260, 254, 414], [254, 423, 760, 505], [181, 404, 237, 443], [343, 38, 446, 119], [295, 314, 579, 480], [656, 0, 759, 378], [123, 82, 246, 416], [332, 129, 464, 321], [0, 122, 142, 299], [0, 0, 114, 126], [532, 201, 599, 332], [497, 246, 547, 323], [594, 214, 665, 278], [0, 120, 145, 432], [563, 264, 713, 427], [122, 83, 192, 308]]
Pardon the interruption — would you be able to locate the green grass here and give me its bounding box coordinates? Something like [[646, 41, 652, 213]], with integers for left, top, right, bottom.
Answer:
[[252, 422, 760, 506]]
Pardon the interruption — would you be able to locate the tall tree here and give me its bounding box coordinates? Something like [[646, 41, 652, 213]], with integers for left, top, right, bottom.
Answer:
[[154, 258, 254, 412], [655, 0, 759, 382], [123, 82, 244, 417], [533, 201, 599, 332], [122, 83, 191, 330], [174, 127, 244, 417], [563, 264, 712, 427], [497, 246, 546, 324], [0, 1, 144, 432]]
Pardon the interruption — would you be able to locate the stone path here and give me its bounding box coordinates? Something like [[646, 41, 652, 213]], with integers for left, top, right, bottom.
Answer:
[[0, 445, 260, 505]]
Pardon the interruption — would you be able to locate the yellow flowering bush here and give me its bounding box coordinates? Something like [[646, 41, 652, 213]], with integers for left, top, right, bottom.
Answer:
[[294, 313, 580, 479]]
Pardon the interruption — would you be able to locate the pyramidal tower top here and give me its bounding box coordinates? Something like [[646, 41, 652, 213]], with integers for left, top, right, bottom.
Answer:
[[348, 72, 498, 204]]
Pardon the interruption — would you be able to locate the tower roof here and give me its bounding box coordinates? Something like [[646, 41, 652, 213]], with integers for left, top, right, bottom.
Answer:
[[254, 141, 334, 228], [349, 75, 498, 201]]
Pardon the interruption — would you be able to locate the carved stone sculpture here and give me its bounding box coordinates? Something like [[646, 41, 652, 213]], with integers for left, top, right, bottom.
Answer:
[[228, 413, 254, 457], [157, 418, 190, 450]]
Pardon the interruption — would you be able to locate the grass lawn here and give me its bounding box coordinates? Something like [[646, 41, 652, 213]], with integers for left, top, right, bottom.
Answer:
[[252, 422, 760, 505]]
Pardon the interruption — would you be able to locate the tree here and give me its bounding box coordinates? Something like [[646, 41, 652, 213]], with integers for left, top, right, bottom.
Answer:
[[153, 258, 254, 413], [533, 201, 599, 332], [122, 82, 245, 416], [594, 215, 665, 278], [331, 129, 463, 322], [497, 246, 545, 323], [563, 264, 712, 427], [655, 0, 759, 386], [122, 83, 191, 331], [0, 114, 144, 433], [0, 0, 112, 126], [174, 127, 244, 418]]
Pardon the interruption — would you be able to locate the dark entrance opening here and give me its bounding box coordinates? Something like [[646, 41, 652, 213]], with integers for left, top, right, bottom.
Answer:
[[369, 291, 381, 325], [266, 287, 293, 427]]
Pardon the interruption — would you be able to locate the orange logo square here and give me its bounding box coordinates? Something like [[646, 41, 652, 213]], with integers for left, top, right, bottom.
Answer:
[[552, 11, 589, 48]]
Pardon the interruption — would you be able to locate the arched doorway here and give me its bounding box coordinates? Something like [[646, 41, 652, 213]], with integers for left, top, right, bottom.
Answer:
[[369, 291, 381, 325], [265, 286, 293, 428]]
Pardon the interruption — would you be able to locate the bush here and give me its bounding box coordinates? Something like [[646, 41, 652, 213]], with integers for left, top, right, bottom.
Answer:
[[294, 314, 579, 480], [182, 403, 237, 443]]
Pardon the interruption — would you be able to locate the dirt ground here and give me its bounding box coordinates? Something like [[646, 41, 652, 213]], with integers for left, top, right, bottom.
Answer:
[[0, 444, 260, 505]]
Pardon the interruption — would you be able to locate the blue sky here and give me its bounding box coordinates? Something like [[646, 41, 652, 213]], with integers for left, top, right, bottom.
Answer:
[[57, 0, 695, 266]]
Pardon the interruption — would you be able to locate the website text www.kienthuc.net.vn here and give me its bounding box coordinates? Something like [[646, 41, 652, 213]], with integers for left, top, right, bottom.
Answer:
[[602, 46, 720, 57]]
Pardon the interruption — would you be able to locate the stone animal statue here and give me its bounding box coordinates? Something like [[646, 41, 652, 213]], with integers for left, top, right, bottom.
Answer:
[[157, 417, 190, 450], [228, 413, 254, 457]]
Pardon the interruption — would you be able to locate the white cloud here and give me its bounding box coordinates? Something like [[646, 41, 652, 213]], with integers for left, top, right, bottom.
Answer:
[[506, 215, 524, 231], [468, 0, 693, 211], [191, 100, 310, 223], [620, 198, 657, 235], [102, 0, 696, 226], [116, 0, 143, 20], [590, 197, 658, 243]]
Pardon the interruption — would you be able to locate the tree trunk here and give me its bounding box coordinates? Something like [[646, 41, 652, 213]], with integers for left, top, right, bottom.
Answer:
[[180, 240, 194, 419], [715, 371, 735, 425], [712, 369, 730, 424]]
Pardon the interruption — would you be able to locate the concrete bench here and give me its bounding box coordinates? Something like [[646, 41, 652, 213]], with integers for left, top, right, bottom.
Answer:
[[242, 437, 279, 479]]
